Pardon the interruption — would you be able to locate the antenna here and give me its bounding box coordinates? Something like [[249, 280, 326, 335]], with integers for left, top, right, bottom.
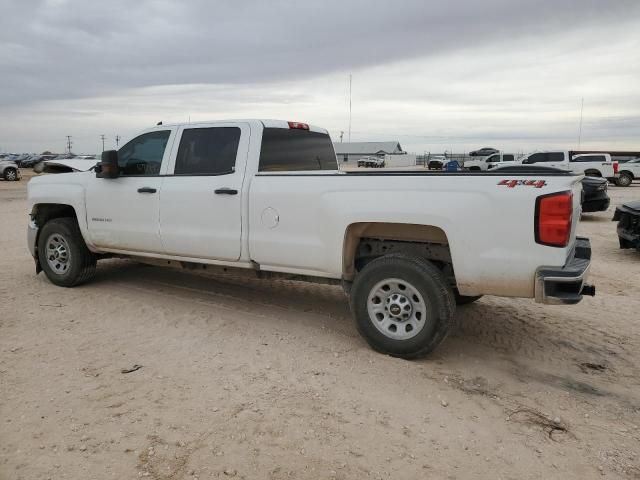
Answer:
[[577, 97, 584, 149], [348, 74, 352, 142]]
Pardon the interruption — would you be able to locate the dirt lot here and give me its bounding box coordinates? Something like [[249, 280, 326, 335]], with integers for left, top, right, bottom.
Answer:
[[1, 172, 639, 479]]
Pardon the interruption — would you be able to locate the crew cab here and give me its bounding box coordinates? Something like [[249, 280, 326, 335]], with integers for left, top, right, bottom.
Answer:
[[465, 152, 516, 171], [496, 151, 618, 182], [27, 119, 595, 358]]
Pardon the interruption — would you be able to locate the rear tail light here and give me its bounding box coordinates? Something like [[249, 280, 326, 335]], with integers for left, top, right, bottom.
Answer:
[[535, 191, 573, 247], [288, 121, 309, 130], [613, 161, 619, 174]]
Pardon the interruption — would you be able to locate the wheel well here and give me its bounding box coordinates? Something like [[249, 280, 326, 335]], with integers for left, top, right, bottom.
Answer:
[[584, 169, 602, 177], [31, 203, 77, 227], [620, 170, 634, 179], [343, 223, 453, 281], [468, 166, 481, 171]]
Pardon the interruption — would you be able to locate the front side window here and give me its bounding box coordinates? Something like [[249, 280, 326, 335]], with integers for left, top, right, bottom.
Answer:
[[118, 130, 170, 176], [174, 127, 241, 175], [259, 128, 337, 172], [503, 154, 514, 162], [548, 152, 565, 162], [486, 154, 498, 162]]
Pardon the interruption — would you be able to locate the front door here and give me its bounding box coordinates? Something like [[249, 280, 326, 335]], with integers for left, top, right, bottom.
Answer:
[[158, 123, 249, 261], [85, 129, 174, 253]]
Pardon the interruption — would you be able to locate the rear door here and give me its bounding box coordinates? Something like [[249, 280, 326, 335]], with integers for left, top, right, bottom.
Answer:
[[158, 123, 250, 261]]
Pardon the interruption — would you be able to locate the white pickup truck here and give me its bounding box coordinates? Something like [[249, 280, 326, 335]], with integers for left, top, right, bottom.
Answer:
[[27, 119, 595, 358], [497, 151, 619, 181], [464, 152, 517, 171]]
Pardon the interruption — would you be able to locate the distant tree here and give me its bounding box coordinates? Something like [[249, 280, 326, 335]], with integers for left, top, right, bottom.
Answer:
[[41, 150, 53, 155]]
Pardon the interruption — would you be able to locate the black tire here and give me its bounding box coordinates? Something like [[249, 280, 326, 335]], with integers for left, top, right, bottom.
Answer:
[[454, 289, 483, 305], [350, 254, 455, 358], [3, 168, 18, 181], [37, 217, 97, 287], [616, 172, 633, 187]]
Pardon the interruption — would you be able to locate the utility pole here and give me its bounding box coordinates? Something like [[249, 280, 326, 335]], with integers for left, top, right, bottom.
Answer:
[[577, 97, 584, 149], [115, 135, 121, 148], [66, 136, 72, 154], [348, 74, 352, 142], [339, 131, 344, 143], [100, 134, 106, 152]]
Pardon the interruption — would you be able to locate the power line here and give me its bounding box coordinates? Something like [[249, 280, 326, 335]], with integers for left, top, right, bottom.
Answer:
[[577, 97, 584, 149], [348, 74, 352, 142]]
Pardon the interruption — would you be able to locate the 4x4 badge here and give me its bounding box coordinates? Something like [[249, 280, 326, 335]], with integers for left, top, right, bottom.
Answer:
[[498, 179, 547, 188]]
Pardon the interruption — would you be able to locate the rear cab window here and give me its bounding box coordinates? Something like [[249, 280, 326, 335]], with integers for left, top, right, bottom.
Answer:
[[259, 127, 337, 172]]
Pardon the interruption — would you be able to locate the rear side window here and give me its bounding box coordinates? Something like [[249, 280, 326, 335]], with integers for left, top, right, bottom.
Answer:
[[259, 128, 337, 172], [503, 154, 514, 162], [118, 130, 171, 176], [174, 127, 240, 175], [548, 152, 565, 162], [572, 155, 606, 163]]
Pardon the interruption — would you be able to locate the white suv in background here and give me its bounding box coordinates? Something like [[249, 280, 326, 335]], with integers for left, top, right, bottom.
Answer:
[[616, 159, 640, 187], [496, 151, 618, 182]]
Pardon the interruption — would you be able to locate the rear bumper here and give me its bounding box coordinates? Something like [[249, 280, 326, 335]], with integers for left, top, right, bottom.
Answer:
[[534, 237, 594, 305], [582, 195, 610, 212]]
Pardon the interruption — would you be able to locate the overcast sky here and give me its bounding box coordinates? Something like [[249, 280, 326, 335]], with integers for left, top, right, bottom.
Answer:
[[1, 0, 639, 154]]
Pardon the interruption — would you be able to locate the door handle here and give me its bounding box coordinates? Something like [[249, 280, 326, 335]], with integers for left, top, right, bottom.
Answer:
[[137, 187, 157, 194], [214, 188, 238, 195]]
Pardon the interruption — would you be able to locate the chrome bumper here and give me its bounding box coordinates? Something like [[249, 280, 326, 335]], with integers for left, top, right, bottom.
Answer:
[[534, 237, 594, 305], [27, 219, 38, 258]]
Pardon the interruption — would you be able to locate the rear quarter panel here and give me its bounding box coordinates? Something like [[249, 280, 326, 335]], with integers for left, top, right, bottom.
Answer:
[[248, 173, 583, 297]]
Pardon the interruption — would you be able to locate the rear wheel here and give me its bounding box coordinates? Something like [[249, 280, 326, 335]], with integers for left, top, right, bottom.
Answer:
[[37, 217, 97, 287], [350, 254, 455, 358], [3, 168, 18, 181], [616, 172, 633, 187]]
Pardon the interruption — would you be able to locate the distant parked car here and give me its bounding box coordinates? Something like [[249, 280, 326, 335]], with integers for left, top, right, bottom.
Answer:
[[615, 158, 640, 187], [427, 155, 447, 170], [581, 176, 610, 213], [612, 201, 640, 251], [469, 147, 499, 157], [357, 156, 385, 168], [0, 159, 21, 181]]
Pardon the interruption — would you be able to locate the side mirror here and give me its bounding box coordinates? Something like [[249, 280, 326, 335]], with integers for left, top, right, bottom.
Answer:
[[96, 150, 120, 178]]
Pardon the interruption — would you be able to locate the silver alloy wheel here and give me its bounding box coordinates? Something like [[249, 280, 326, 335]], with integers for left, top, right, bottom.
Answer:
[[45, 233, 71, 275], [367, 278, 427, 340], [618, 173, 632, 187], [5, 169, 17, 181]]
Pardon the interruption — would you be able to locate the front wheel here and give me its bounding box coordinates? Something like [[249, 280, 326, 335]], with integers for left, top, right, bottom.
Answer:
[[37, 217, 97, 287], [616, 172, 633, 187], [350, 254, 455, 358]]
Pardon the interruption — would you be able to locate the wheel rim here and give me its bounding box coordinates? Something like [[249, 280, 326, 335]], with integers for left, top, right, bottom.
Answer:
[[6, 170, 16, 180], [619, 174, 631, 186], [45, 233, 71, 275], [367, 278, 427, 340]]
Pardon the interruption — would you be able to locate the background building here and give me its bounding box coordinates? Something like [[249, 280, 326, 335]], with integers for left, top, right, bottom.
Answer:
[[334, 141, 407, 167]]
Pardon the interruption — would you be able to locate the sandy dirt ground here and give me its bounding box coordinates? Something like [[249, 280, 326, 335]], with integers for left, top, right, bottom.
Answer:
[[1, 172, 639, 480]]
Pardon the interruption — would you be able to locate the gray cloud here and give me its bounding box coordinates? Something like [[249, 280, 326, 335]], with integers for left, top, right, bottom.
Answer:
[[2, 0, 639, 107]]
